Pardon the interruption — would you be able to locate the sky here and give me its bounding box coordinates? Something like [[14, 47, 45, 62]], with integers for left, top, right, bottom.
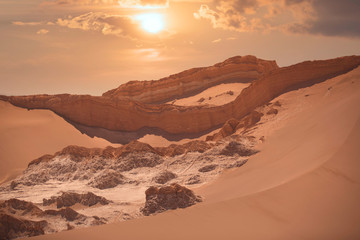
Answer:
[[1, 0, 359, 96]]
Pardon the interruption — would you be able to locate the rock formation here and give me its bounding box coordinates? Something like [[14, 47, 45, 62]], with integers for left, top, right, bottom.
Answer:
[[103, 55, 278, 103], [0, 199, 43, 216], [0, 198, 103, 239], [206, 111, 263, 141], [43, 207, 84, 222], [1, 56, 358, 137], [43, 192, 111, 208], [219, 141, 259, 156], [89, 171, 127, 189], [141, 183, 202, 216], [0, 213, 47, 239], [155, 140, 212, 157], [152, 171, 177, 184]]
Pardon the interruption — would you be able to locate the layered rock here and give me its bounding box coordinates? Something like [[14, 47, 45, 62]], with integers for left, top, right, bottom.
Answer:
[[141, 183, 202, 216], [0, 199, 43, 216], [1, 56, 359, 136], [0, 213, 47, 239], [43, 192, 111, 208], [103, 55, 278, 103], [0, 198, 102, 239]]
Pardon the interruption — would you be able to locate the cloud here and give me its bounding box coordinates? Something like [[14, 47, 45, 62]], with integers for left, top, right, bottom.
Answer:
[[56, 12, 173, 40], [56, 12, 141, 39], [212, 38, 221, 43], [12, 21, 43, 26], [195, 0, 360, 37], [37, 29, 49, 34], [41, 0, 169, 8], [287, 0, 360, 37], [194, 0, 269, 32]]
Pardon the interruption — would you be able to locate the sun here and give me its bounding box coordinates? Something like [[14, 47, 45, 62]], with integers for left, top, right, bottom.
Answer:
[[136, 13, 165, 34]]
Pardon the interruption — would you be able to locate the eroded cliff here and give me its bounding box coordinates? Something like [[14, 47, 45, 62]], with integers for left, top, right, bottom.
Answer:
[[1, 55, 359, 135], [103, 55, 278, 103]]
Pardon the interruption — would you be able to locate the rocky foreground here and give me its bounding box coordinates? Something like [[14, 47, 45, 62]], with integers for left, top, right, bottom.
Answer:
[[0, 108, 272, 238], [0, 96, 283, 239]]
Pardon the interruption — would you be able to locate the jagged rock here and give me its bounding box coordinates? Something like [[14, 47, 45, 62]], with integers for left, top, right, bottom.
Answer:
[[90, 216, 107, 226], [57, 146, 102, 162], [66, 223, 74, 230], [141, 183, 202, 216], [219, 141, 259, 156], [9, 181, 17, 190], [0, 213, 47, 239], [153, 171, 177, 184], [266, 108, 278, 115], [207, 111, 263, 141], [156, 140, 211, 157], [272, 101, 281, 107], [0, 199, 43, 216], [29, 141, 160, 166], [186, 175, 201, 185], [118, 152, 164, 171], [44, 207, 82, 221], [43, 192, 111, 208], [28, 154, 53, 167], [226, 159, 248, 169], [89, 171, 126, 189], [198, 164, 218, 173], [2, 56, 357, 136]]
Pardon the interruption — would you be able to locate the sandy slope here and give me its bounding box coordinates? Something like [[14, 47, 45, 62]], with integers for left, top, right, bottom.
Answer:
[[0, 101, 117, 184], [167, 83, 250, 106], [30, 67, 360, 239]]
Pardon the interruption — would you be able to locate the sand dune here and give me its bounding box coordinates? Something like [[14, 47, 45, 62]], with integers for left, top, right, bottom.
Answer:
[[0, 101, 117, 184], [29, 69, 360, 239]]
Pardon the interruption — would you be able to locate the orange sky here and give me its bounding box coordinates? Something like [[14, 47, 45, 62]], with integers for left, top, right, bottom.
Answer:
[[1, 0, 359, 96]]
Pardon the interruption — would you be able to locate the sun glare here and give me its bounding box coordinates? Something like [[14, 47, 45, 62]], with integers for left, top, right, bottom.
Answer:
[[136, 13, 165, 34]]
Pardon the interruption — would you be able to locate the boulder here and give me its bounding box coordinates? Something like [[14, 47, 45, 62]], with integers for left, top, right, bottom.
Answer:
[[152, 171, 177, 184], [219, 141, 259, 156], [141, 183, 202, 216], [43, 192, 111, 208], [0, 213, 47, 239]]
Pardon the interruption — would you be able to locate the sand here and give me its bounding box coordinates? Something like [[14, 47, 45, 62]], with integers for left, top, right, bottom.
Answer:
[[167, 82, 249, 106], [0, 101, 117, 184], [29, 68, 360, 239]]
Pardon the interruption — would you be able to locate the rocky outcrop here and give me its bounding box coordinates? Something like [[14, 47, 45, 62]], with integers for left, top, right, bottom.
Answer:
[[43, 207, 83, 222], [0, 199, 43, 216], [103, 55, 278, 103], [141, 183, 202, 216], [43, 192, 111, 208], [155, 140, 212, 157], [0, 198, 99, 239], [28, 141, 160, 167], [0, 213, 47, 239], [198, 164, 218, 173], [206, 111, 263, 141], [219, 141, 259, 156], [2, 56, 358, 137], [89, 171, 127, 189], [152, 171, 177, 184]]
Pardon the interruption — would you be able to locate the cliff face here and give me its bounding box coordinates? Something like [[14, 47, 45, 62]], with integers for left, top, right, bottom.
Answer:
[[102, 55, 278, 103], [1, 55, 360, 135]]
